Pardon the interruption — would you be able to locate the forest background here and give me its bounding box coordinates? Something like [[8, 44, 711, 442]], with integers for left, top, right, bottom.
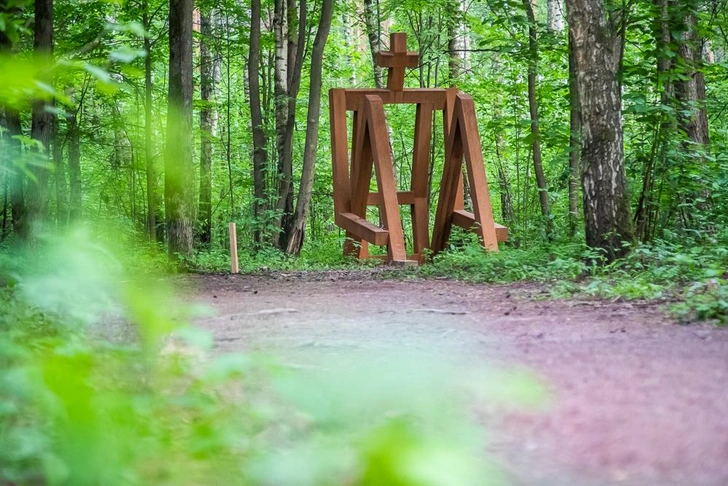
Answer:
[[1, 0, 728, 310]]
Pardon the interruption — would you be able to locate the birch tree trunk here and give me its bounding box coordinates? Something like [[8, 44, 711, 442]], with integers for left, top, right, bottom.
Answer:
[[567, 0, 634, 261], [276, 0, 307, 249], [165, 0, 195, 258], [547, 0, 564, 33], [568, 28, 581, 237], [363, 0, 384, 88], [286, 0, 334, 255]]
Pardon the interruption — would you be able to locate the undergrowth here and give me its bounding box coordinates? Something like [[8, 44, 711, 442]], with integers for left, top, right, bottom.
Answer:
[[406, 230, 728, 325]]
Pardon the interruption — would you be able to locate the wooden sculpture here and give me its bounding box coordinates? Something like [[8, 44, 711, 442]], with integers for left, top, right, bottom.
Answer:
[[329, 32, 507, 265]]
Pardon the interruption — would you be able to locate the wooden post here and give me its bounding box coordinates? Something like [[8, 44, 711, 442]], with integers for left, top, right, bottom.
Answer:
[[228, 222, 239, 273]]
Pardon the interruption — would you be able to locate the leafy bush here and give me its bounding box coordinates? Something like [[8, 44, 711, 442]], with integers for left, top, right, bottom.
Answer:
[[403, 234, 728, 324]]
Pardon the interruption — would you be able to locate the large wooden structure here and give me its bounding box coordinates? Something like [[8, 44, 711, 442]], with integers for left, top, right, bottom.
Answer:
[[329, 33, 507, 264]]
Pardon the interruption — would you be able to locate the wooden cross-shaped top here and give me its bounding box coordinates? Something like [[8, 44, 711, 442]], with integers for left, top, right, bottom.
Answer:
[[376, 33, 419, 92]]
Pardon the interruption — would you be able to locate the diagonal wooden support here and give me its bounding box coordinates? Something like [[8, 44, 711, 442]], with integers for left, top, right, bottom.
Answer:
[[362, 95, 408, 263], [432, 93, 499, 254]]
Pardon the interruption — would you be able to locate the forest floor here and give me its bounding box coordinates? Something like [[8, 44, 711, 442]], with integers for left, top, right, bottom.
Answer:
[[186, 271, 728, 486]]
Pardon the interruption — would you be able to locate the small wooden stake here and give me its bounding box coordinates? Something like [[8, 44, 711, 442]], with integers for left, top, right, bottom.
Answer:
[[228, 222, 239, 274]]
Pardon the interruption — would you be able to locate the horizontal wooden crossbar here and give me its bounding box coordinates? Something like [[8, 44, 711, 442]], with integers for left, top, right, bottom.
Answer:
[[367, 191, 416, 206], [336, 212, 389, 246], [341, 89, 448, 111], [376, 52, 420, 68], [451, 209, 509, 242]]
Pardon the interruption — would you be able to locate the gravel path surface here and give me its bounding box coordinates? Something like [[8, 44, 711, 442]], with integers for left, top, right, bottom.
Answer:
[[187, 272, 728, 486]]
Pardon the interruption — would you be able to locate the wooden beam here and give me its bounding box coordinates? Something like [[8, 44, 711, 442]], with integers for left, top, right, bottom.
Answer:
[[336, 212, 389, 246], [329, 89, 350, 216], [364, 95, 408, 263], [344, 89, 447, 111], [411, 103, 434, 255], [367, 191, 415, 206], [451, 210, 508, 242], [431, 103, 464, 254], [457, 94, 499, 252]]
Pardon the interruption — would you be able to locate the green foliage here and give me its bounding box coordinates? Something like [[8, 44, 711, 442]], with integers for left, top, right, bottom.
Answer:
[[1, 232, 548, 485], [403, 234, 728, 324]]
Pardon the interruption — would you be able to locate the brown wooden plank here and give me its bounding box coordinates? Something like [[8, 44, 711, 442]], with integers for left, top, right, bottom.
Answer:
[[329, 89, 350, 216], [451, 210, 509, 242], [343, 109, 368, 258], [376, 52, 420, 68], [431, 105, 465, 254], [344, 89, 447, 111], [364, 95, 407, 263], [336, 212, 389, 246], [443, 88, 465, 212], [367, 191, 415, 206], [456, 94, 499, 251], [411, 103, 433, 255]]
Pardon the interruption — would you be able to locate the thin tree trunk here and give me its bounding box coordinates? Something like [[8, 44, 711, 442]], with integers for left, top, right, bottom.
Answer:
[[523, 0, 552, 237], [567, 0, 634, 261], [67, 94, 82, 222], [286, 0, 334, 255], [249, 0, 268, 245], [143, 0, 156, 241], [277, 0, 307, 249], [165, 0, 195, 258], [674, 8, 710, 148], [568, 27, 581, 237], [0, 2, 25, 238], [53, 116, 67, 227], [198, 12, 217, 246], [363, 0, 384, 88], [447, 0, 463, 84], [27, 0, 54, 241], [271, 0, 290, 244]]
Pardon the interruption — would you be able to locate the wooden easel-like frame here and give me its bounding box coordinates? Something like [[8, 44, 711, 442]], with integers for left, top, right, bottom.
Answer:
[[329, 33, 507, 265]]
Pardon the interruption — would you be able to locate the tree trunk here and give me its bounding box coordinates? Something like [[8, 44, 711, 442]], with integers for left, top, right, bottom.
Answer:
[[0, 2, 25, 238], [249, 0, 268, 245], [165, 0, 195, 258], [276, 0, 307, 249], [271, 0, 290, 245], [547, 0, 565, 32], [568, 27, 581, 237], [674, 6, 709, 148], [198, 12, 218, 246], [67, 95, 82, 222], [27, 0, 54, 241], [286, 0, 334, 255], [363, 0, 384, 88], [143, 0, 156, 241], [53, 116, 67, 227], [447, 0, 463, 84], [567, 0, 634, 261], [523, 0, 552, 237]]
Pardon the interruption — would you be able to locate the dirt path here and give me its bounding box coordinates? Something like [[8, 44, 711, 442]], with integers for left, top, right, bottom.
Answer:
[[187, 272, 728, 486]]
